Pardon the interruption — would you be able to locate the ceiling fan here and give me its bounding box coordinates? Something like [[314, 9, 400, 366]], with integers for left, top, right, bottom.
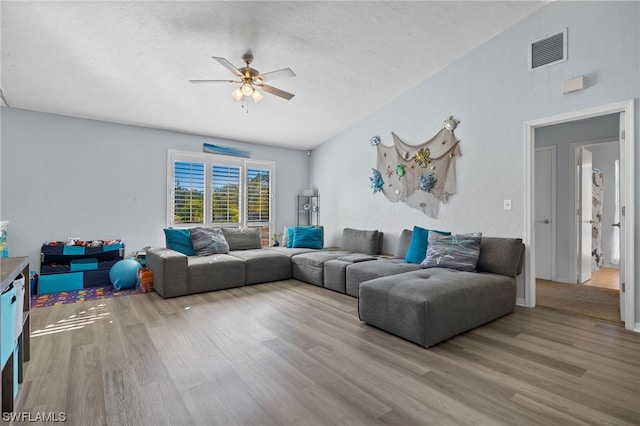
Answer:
[[189, 52, 295, 103]]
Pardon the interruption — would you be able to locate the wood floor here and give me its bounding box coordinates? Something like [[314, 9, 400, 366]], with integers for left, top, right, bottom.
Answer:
[[584, 267, 619, 290], [13, 280, 640, 426]]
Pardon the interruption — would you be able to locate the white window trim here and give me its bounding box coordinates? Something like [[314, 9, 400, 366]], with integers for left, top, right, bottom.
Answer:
[[167, 150, 275, 237]]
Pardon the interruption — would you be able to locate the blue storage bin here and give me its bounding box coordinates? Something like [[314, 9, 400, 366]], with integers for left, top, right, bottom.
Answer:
[[70, 258, 98, 271], [1, 283, 17, 367], [38, 272, 84, 294]]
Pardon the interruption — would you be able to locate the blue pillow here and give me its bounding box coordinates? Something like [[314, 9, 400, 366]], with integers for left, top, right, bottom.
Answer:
[[286, 226, 296, 248], [292, 227, 323, 249], [405, 226, 450, 264], [164, 228, 195, 256]]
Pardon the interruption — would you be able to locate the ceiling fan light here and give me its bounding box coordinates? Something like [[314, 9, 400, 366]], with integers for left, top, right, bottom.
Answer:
[[252, 89, 264, 103], [231, 87, 243, 101], [241, 82, 254, 96]]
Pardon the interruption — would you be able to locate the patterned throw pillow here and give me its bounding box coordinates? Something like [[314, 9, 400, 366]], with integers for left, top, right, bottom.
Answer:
[[421, 232, 482, 272], [189, 227, 230, 256]]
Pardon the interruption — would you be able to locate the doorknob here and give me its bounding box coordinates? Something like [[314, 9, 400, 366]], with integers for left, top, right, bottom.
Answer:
[[536, 219, 551, 224], [612, 222, 620, 227], [584, 220, 594, 224]]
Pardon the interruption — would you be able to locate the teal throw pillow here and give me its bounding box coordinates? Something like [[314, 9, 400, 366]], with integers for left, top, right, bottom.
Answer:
[[405, 226, 450, 264], [286, 226, 296, 248], [164, 228, 195, 256], [292, 227, 323, 249]]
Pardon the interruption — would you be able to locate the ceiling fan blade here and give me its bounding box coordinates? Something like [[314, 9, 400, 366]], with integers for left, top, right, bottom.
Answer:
[[189, 79, 238, 84], [258, 68, 296, 82], [212, 56, 243, 78], [257, 84, 295, 100]]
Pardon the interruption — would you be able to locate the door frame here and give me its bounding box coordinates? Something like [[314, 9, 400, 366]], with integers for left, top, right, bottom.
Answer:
[[524, 99, 635, 331], [534, 146, 557, 281], [570, 139, 618, 284]]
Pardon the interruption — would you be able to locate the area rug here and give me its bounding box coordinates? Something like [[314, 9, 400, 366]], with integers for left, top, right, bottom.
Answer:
[[31, 286, 141, 309], [536, 280, 622, 324]]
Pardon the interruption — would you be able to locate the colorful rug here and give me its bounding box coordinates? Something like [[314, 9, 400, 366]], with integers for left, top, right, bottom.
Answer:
[[31, 286, 142, 308]]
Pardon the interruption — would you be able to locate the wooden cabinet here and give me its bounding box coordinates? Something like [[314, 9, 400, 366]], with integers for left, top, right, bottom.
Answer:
[[1, 257, 30, 413]]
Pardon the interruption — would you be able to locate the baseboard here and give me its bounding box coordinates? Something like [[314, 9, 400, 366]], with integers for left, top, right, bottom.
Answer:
[[516, 297, 526, 307]]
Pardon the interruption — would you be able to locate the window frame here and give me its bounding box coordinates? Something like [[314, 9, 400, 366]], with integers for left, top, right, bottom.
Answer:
[[167, 150, 275, 242]]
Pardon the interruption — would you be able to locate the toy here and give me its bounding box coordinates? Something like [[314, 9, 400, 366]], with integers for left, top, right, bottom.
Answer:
[[109, 258, 142, 290]]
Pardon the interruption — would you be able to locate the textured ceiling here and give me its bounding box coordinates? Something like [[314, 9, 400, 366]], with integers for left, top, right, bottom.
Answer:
[[1, 1, 545, 150]]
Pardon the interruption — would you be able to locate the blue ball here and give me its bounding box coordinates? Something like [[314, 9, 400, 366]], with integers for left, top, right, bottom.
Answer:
[[109, 258, 141, 290]]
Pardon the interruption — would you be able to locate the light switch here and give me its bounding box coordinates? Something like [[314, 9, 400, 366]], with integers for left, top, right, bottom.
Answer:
[[503, 199, 512, 211]]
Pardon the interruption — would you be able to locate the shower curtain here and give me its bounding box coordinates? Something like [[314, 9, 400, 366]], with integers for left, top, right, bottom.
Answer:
[[592, 169, 604, 271]]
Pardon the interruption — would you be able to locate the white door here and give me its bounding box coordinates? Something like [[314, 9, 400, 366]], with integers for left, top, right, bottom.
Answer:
[[578, 147, 592, 283], [535, 148, 554, 280], [618, 113, 626, 320]]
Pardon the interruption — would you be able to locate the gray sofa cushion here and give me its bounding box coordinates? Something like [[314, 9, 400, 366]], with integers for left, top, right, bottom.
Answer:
[[476, 237, 524, 277], [340, 228, 381, 255], [292, 250, 350, 286], [228, 249, 292, 285], [337, 254, 377, 263], [394, 229, 413, 259], [264, 246, 319, 258], [188, 254, 245, 293], [221, 228, 262, 250]]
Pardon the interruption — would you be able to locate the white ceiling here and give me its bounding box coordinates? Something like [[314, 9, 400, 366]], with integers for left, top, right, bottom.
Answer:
[[1, 1, 545, 150]]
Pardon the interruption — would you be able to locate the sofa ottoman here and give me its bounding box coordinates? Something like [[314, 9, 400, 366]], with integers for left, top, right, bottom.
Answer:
[[345, 259, 420, 297], [358, 268, 515, 348]]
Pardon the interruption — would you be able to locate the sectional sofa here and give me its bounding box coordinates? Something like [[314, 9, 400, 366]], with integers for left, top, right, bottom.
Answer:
[[146, 226, 524, 348]]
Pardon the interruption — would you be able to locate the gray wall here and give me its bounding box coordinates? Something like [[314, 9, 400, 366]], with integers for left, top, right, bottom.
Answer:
[[535, 113, 619, 282], [309, 1, 639, 317], [0, 108, 310, 271]]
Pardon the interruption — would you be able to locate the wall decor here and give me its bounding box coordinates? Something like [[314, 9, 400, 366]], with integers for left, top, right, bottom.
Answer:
[[369, 169, 384, 193], [372, 117, 462, 217], [203, 143, 250, 158]]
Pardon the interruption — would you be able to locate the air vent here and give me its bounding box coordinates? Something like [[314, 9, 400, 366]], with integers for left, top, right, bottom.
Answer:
[[529, 28, 567, 71]]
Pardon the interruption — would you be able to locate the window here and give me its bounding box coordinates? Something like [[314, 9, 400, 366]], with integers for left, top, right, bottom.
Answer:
[[168, 150, 275, 246]]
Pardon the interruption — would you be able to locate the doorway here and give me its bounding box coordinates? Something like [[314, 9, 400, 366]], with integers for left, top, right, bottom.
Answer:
[[525, 100, 635, 330], [535, 133, 621, 322]]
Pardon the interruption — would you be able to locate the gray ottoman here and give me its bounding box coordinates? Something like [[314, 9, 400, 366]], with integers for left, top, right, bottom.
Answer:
[[292, 250, 350, 286], [345, 258, 420, 297], [358, 268, 516, 347], [323, 254, 378, 294]]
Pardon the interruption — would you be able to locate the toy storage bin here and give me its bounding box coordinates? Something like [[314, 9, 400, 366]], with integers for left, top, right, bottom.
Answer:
[[1, 283, 17, 366], [38, 272, 84, 294], [70, 258, 98, 271]]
